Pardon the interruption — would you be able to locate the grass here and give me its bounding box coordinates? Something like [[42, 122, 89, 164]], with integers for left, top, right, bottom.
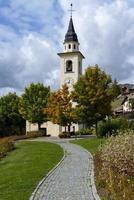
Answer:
[[71, 137, 106, 154], [0, 141, 63, 200]]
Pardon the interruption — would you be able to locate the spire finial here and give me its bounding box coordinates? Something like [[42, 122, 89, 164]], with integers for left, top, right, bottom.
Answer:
[[68, 3, 75, 18]]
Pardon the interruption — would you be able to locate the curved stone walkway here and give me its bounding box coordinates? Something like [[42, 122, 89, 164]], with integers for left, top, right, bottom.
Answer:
[[30, 141, 99, 200]]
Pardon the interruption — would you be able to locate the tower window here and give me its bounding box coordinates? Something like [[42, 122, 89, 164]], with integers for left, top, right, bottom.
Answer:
[[74, 44, 76, 49], [68, 44, 71, 49], [66, 60, 73, 72]]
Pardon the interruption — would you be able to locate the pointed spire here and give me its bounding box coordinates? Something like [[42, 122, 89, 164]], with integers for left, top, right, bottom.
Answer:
[[64, 17, 78, 43]]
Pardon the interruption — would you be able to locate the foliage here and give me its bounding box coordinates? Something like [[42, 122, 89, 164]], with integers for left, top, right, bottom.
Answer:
[[109, 79, 121, 99], [129, 98, 134, 110], [26, 130, 49, 137], [95, 131, 134, 200], [19, 83, 50, 129], [58, 132, 71, 138], [112, 96, 124, 110], [47, 84, 75, 130], [0, 141, 63, 200], [98, 118, 129, 137], [0, 137, 15, 159], [0, 132, 45, 160], [72, 65, 115, 135], [76, 128, 94, 135], [0, 93, 25, 137]]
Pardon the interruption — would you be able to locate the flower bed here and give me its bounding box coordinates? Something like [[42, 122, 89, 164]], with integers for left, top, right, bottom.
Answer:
[[95, 130, 134, 200]]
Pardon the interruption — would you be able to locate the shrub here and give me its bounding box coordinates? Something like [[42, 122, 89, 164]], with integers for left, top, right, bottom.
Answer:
[[77, 128, 94, 135], [26, 131, 43, 137], [95, 130, 134, 200], [100, 130, 134, 177], [0, 131, 49, 160], [58, 132, 71, 138], [0, 137, 15, 159], [98, 118, 129, 137]]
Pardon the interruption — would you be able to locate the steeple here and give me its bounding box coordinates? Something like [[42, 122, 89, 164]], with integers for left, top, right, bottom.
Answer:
[[64, 17, 78, 43]]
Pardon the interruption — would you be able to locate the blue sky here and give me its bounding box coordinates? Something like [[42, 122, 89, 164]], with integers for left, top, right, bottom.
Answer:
[[0, 0, 134, 95]]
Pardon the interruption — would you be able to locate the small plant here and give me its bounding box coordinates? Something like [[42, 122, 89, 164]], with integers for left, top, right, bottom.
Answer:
[[77, 128, 94, 135]]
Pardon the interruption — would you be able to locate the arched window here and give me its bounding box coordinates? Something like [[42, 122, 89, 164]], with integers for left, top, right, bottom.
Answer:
[[68, 44, 71, 49], [66, 60, 73, 72], [74, 44, 76, 49]]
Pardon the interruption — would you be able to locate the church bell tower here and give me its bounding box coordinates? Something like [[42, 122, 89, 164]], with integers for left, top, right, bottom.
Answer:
[[58, 5, 85, 91]]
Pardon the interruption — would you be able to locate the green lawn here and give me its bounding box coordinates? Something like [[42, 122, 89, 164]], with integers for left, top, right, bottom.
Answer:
[[0, 141, 63, 200], [71, 137, 106, 154]]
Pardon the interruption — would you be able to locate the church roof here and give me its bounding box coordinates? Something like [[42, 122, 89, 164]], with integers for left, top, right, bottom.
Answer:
[[64, 17, 78, 43]]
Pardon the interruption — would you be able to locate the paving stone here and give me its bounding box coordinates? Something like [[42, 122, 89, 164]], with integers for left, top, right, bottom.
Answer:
[[31, 142, 97, 200]]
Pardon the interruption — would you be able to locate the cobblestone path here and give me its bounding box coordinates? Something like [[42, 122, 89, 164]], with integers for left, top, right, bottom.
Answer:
[[31, 142, 97, 200]]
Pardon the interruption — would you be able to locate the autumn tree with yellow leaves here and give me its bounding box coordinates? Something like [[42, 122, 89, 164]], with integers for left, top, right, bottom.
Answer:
[[47, 84, 75, 133]]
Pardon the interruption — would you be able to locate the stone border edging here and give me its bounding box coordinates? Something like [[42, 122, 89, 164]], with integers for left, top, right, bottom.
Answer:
[[70, 142, 101, 200], [29, 143, 66, 200]]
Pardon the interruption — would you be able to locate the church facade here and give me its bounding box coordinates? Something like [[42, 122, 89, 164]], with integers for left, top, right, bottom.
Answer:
[[26, 16, 85, 136]]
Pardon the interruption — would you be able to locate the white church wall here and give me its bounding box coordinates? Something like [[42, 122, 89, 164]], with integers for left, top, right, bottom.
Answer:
[[41, 121, 61, 137], [26, 121, 38, 132], [26, 121, 61, 137]]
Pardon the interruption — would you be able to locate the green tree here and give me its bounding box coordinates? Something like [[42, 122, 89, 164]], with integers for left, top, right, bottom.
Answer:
[[109, 79, 121, 99], [72, 65, 114, 135], [47, 84, 75, 132], [0, 93, 25, 137], [19, 83, 50, 130]]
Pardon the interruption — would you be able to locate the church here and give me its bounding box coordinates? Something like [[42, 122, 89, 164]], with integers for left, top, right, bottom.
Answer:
[[26, 13, 85, 136]]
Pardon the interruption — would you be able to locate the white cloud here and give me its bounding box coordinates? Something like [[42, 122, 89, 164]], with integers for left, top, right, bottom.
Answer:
[[0, 29, 59, 95], [59, 0, 134, 81], [0, 0, 134, 96]]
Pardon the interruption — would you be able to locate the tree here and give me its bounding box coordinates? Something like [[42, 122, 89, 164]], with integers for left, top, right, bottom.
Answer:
[[72, 65, 115, 135], [19, 83, 50, 130], [0, 93, 25, 137], [46, 84, 75, 132], [109, 79, 121, 99]]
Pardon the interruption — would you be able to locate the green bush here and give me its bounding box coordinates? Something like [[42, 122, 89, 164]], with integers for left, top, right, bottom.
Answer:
[[77, 128, 94, 135], [98, 118, 129, 137]]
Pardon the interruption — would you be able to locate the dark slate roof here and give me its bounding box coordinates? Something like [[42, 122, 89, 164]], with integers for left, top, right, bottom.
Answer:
[[64, 17, 78, 43]]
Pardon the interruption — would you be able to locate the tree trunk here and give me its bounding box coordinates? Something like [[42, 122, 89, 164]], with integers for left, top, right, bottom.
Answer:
[[68, 125, 70, 133], [38, 122, 41, 130], [95, 121, 98, 137]]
